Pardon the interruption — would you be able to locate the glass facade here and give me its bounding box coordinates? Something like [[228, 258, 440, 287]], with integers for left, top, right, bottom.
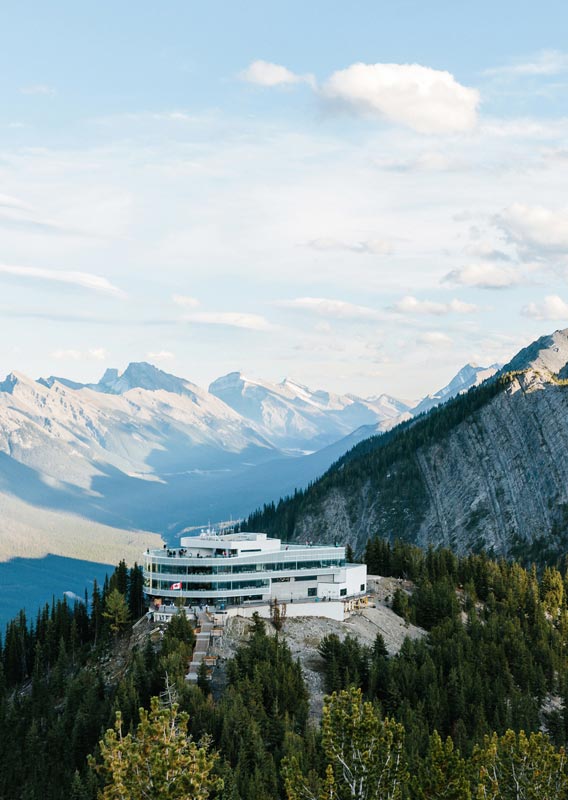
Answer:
[[143, 534, 365, 609], [146, 557, 345, 576], [151, 578, 270, 592]]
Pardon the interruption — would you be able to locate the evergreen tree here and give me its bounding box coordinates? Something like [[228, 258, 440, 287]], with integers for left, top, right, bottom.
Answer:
[[102, 589, 130, 637], [128, 564, 145, 620], [473, 729, 568, 800], [412, 731, 471, 799], [92, 697, 222, 800], [284, 688, 407, 800]]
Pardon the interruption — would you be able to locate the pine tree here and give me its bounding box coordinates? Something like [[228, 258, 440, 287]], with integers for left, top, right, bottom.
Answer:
[[473, 729, 568, 800], [284, 688, 407, 800], [197, 661, 210, 695], [103, 589, 130, 637], [128, 564, 145, 620], [92, 697, 223, 800], [412, 731, 471, 799]]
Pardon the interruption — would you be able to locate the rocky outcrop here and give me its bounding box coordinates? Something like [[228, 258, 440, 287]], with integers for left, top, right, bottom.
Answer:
[[272, 366, 568, 559]]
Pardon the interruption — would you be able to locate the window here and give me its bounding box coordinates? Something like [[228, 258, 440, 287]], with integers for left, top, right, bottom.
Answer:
[[294, 575, 317, 582], [273, 577, 290, 583], [360, 584, 365, 591], [340, 588, 347, 597], [307, 587, 317, 597]]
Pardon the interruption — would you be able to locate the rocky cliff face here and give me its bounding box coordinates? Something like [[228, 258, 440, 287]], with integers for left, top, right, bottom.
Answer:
[[246, 333, 568, 560]]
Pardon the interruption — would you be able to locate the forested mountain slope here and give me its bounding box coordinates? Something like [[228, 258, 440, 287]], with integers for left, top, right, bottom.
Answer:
[[243, 329, 568, 561]]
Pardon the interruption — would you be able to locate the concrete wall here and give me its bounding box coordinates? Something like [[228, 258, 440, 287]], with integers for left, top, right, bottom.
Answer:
[[217, 600, 346, 623], [345, 564, 367, 595], [316, 563, 367, 600]]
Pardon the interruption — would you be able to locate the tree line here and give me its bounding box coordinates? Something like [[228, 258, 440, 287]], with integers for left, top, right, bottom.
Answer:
[[4, 539, 568, 798]]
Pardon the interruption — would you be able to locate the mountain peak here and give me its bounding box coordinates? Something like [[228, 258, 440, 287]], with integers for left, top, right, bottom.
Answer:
[[94, 362, 196, 396], [411, 362, 500, 417], [500, 328, 568, 377], [0, 370, 44, 394], [209, 372, 248, 393], [280, 377, 310, 393], [0, 371, 22, 394]]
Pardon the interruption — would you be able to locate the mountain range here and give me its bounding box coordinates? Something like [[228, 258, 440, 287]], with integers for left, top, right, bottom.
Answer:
[[243, 328, 568, 563], [0, 359, 497, 566]]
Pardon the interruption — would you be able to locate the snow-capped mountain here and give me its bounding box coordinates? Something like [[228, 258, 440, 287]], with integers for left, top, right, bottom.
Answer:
[[411, 363, 501, 417], [2, 365, 275, 487], [209, 372, 412, 450], [0, 359, 501, 572]]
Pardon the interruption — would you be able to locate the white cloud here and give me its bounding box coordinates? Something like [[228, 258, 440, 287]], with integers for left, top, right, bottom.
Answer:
[[0, 193, 32, 212], [496, 204, 568, 257], [376, 151, 464, 172], [393, 295, 478, 315], [183, 311, 273, 331], [88, 347, 107, 360], [485, 50, 568, 77], [51, 347, 107, 361], [276, 297, 384, 321], [0, 263, 123, 295], [51, 349, 82, 360], [172, 294, 200, 308], [442, 263, 521, 289], [306, 237, 392, 255], [19, 84, 56, 96], [147, 350, 175, 361], [522, 295, 568, 320], [420, 331, 453, 346], [322, 62, 479, 134], [240, 60, 313, 87]]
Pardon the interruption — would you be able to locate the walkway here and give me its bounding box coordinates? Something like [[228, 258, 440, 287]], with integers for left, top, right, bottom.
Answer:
[[186, 610, 213, 682]]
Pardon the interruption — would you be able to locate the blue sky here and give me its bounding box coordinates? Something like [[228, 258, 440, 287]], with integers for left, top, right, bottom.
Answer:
[[1, 1, 568, 399]]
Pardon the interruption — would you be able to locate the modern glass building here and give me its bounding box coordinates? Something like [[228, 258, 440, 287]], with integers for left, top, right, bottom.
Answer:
[[143, 531, 367, 609]]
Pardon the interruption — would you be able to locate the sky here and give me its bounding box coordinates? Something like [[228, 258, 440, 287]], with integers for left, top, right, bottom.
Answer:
[[1, 1, 568, 400]]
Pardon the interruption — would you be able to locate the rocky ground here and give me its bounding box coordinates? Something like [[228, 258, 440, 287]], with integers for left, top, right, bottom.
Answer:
[[212, 577, 425, 718]]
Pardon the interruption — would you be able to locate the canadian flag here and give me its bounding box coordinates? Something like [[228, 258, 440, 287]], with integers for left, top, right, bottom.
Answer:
[[170, 582, 182, 590]]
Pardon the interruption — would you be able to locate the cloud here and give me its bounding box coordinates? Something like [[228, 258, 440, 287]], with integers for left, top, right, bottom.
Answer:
[[240, 59, 478, 134], [0, 263, 124, 295], [0, 193, 32, 212], [19, 84, 56, 96], [392, 295, 478, 315], [322, 62, 479, 134], [88, 347, 107, 360], [51, 347, 107, 361], [51, 349, 81, 360], [276, 297, 384, 321], [240, 60, 313, 87], [306, 237, 392, 255], [147, 350, 175, 361], [183, 311, 273, 331], [522, 295, 568, 320], [495, 204, 568, 258], [376, 151, 463, 173], [172, 294, 200, 308], [485, 50, 568, 77], [442, 262, 521, 289], [420, 331, 453, 346]]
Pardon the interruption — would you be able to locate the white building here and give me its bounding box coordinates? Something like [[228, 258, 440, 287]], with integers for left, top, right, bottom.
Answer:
[[143, 531, 366, 612]]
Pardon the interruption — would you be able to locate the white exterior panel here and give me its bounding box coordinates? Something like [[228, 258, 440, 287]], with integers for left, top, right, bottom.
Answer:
[[143, 531, 367, 610]]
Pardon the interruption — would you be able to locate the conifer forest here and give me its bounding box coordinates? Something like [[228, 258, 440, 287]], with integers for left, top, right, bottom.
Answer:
[[4, 543, 568, 799]]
